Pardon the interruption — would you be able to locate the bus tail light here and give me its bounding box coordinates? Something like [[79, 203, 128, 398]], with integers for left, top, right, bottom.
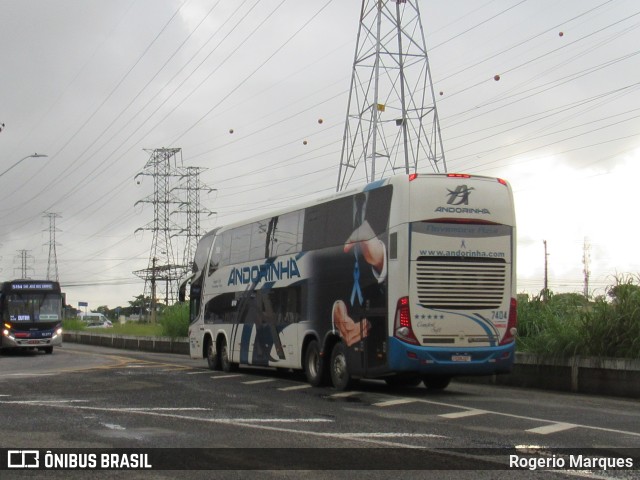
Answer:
[[394, 297, 420, 345], [499, 297, 518, 345]]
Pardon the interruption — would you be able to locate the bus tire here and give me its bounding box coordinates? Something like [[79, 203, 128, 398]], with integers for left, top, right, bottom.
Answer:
[[205, 337, 220, 371], [220, 338, 238, 373], [385, 374, 421, 387], [329, 342, 352, 391], [42, 347, 53, 355], [304, 340, 327, 387], [422, 375, 451, 390]]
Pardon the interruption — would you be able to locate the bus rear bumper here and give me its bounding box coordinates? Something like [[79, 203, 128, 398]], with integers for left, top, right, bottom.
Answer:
[[387, 337, 515, 376]]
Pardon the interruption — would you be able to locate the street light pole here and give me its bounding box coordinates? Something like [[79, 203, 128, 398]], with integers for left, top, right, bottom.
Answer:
[[0, 153, 48, 178]]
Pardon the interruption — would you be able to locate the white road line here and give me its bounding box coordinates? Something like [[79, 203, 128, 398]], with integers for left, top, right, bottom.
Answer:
[[278, 384, 312, 391], [243, 378, 277, 385], [331, 433, 447, 439], [210, 374, 243, 380], [231, 418, 332, 423], [186, 371, 213, 375], [116, 407, 212, 412], [440, 409, 487, 419], [373, 398, 419, 407], [329, 391, 361, 398], [0, 399, 88, 404], [526, 423, 577, 435]]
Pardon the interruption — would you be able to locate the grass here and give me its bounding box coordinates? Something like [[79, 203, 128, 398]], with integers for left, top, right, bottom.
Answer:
[[63, 307, 185, 338], [517, 275, 640, 359]]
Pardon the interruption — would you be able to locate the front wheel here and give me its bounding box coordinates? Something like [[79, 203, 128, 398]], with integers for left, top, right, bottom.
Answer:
[[330, 342, 352, 391], [304, 340, 327, 387], [422, 375, 451, 390]]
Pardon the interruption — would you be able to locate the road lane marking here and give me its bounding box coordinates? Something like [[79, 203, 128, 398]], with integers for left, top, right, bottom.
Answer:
[[373, 398, 419, 407], [331, 433, 447, 439], [232, 418, 332, 423], [210, 374, 243, 379], [186, 371, 213, 375], [243, 378, 277, 385], [440, 409, 487, 419], [329, 391, 360, 398], [279, 384, 312, 391], [526, 423, 577, 435]]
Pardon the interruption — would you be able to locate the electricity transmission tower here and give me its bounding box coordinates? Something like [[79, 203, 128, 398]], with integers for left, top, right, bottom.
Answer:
[[134, 149, 214, 319], [134, 148, 184, 317], [172, 166, 215, 278], [337, 0, 446, 191], [44, 212, 61, 282], [14, 250, 34, 279]]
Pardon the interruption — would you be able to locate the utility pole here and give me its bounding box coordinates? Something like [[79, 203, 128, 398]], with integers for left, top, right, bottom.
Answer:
[[543, 240, 549, 301], [582, 237, 591, 300], [337, 0, 446, 191]]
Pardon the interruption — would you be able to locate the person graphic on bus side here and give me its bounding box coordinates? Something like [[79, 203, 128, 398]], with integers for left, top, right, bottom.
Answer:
[[332, 192, 387, 347]]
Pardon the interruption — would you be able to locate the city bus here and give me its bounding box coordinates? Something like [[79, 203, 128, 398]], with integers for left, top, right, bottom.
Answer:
[[0, 280, 64, 354], [185, 173, 517, 390]]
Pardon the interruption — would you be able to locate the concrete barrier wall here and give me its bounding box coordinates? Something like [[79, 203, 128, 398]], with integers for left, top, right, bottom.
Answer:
[[64, 331, 189, 355], [63, 332, 640, 399]]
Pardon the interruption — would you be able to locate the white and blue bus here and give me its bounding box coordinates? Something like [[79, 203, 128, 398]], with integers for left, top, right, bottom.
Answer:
[[185, 173, 517, 390], [0, 280, 64, 354]]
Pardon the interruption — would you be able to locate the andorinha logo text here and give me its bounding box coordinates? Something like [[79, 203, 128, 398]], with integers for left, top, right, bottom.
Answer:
[[446, 185, 474, 206]]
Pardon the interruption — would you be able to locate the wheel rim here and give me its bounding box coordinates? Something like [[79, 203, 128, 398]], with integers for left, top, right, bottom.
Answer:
[[308, 349, 319, 378], [333, 353, 347, 382]]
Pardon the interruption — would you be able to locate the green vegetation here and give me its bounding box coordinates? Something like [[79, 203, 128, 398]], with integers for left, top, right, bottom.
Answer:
[[63, 303, 187, 338], [158, 302, 190, 339], [517, 275, 640, 359]]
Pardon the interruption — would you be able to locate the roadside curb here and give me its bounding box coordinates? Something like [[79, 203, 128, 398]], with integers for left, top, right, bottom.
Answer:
[[63, 332, 640, 399]]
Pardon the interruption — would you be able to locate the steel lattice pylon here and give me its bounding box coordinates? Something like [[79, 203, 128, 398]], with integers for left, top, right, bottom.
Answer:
[[43, 212, 61, 282], [134, 148, 184, 314], [173, 166, 215, 279], [337, 0, 446, 191]]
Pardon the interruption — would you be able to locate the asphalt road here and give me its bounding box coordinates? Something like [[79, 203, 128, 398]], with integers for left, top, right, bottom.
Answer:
[[0, 344, 638, 480]]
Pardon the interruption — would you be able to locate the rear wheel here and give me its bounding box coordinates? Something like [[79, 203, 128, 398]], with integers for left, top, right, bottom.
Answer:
[[206, 337, 220, 370], [329, 342, 352, 391], [422, 375, 451, 390], [304, 340, 327, 386], [220, 338, 238, 373]]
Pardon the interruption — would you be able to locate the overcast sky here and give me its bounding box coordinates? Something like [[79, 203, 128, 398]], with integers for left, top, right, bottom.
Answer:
[[1, 0, 638, 310]]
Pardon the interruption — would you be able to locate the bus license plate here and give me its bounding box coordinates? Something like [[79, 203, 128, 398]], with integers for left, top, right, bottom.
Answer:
[[452, 355, 471, 362], [27, 340, 41, 344]]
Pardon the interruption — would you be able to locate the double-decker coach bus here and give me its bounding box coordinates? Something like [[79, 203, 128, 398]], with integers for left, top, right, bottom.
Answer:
[[0, 280, 63, 354], [185, 173, 516, 390]]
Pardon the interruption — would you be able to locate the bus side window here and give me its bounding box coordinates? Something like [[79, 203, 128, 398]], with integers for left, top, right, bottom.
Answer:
[[204, 293, 237, 324], [209, 232, 231, 275]]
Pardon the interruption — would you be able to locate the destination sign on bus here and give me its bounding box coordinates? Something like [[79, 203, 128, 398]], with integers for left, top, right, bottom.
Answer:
[[11, 283, 55, 290]]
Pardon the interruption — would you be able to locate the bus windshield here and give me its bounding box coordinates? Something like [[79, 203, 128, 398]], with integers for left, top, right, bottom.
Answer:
[[7, 293, 62, 322]]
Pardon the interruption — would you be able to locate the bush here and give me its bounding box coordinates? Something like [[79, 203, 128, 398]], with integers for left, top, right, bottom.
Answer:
[[517, 275, 640, 359], [158, 302, 189, 338]]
